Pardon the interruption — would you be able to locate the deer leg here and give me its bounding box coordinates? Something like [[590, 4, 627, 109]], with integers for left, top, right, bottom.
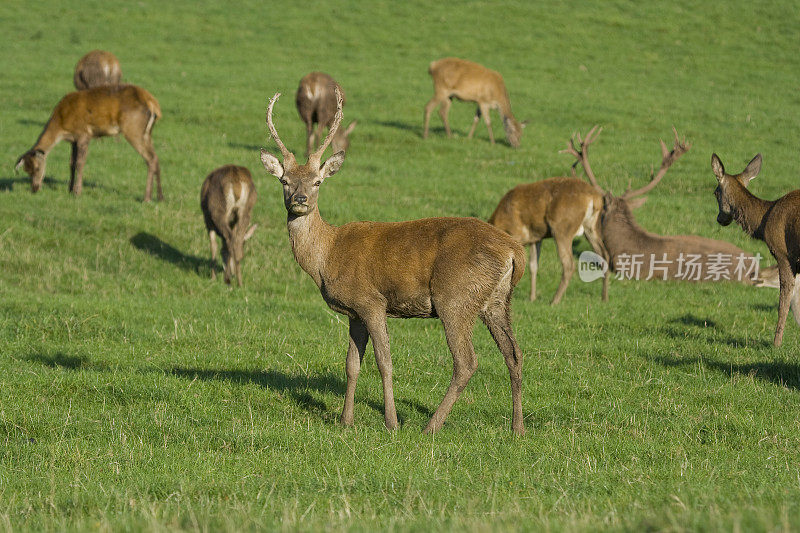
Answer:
[[423, 96, 440, 139], [424, 312, 478, 434], [480, 299, 524, 435], [208, 230, 218, 281], [438, 98, 453, 138], [551, 233, 575, 305], [124, 125, 160, 202], [72, 139, 90, 196], [479, 103, 494, 144], [341, 317, 369, 427], [528, 241, 541, 301], [69, 142, 78, 192], [363, 313, 398, 430], [467, 107, 481, 139], [774, 261, 794, 347]]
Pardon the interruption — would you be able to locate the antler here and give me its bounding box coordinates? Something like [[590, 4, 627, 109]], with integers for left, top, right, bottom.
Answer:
[[308, 86, 344, 167], [266, 93, 297, 168], [623, 127, 691, 199], [560, 125, 604, 193]]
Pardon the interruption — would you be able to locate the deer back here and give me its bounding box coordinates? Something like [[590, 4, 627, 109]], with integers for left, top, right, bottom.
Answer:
[[429, 57, 508, 105], [74, 50, 122, 90], [201, 165, 257, 256], [296, 72, 346, 127], [51, 85, 160, 137]]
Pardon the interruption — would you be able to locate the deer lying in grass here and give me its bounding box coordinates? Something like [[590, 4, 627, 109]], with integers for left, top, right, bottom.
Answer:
[[489, 169, 610, 304], [261, 88, 526, 434], [296, 72, 356, 157], [200, 165, 258, 286], [566, 127, 773, 286], [712, 153, 800, 347], [74, 50, 122, 90], [15, 84, 163, 201], [423, 57, 526, 147]]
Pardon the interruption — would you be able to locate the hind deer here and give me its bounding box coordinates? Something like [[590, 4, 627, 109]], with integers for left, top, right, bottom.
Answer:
[[15, 84, 163, 201], [200, 165, 258, 286], [563, 127, 777, 291], [488, 169, 610, 304], [711, 153, 800, 347], [296, 72, 356, 158], [73, 50, 122, 90], [423, 57, 526, 147], [260, 88, 526, 434]]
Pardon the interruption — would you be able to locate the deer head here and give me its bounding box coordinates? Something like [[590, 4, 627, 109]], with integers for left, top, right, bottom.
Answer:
[[711, 153, 762, 226], [15, 149, 46, 192], [261, 89, 345, 217]]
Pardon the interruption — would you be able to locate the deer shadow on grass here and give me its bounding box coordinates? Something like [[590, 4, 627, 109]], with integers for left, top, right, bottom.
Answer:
[[0, 175, 81, 192], [170, 366, 432, 426], [23, 352, 110, 371], [660, 313, 772, 349], [130, 232, 209, 276], [651, 352, 800, 391]]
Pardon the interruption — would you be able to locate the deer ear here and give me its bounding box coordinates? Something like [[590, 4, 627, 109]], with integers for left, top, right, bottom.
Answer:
[[244, 224, 258, 241], [627, 196, 648, 210], [740, 153, 762, 185], [711, 153, 725, 181], [14, 155, 24, 172], [260, 149, 284, 179], [320, 151, 345, 180]]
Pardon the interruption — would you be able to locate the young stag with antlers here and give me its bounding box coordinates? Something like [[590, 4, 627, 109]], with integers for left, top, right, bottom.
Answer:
[[296, 72, 356, 158], [489, 127, 609, 304], [15, 84, 162, 201], [423, 57, 526, 147], [566, 128, 772, 286], [261, 89, 526, 434], [73, 50, 122, 90], [712, 154, 800, 347], [200, 165, 258, 287]]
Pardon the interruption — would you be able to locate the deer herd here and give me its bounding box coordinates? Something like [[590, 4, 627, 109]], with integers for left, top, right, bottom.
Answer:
[[13, 52, 800, 433]]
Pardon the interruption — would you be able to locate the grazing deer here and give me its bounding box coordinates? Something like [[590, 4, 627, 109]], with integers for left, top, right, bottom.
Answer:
[[261, 89, 526, 434], [566, 127, 773, 286], [488, 173, 610, 304], [711, 153, 800, 347], [200, 165, 258, 286], [73, 50, 122, 90], [14, 84, 163, 201], [423, 57, 526, 148], [295, 72, 356, 157]]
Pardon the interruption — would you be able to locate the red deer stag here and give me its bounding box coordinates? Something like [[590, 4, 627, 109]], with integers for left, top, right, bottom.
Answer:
[[565, 127, 772, 287], [15, 84, 163, 201], [260, 89, 526, 434], [711, 153, 800, 347], [73, 50, 122, 90], [296, 72, 356, 158], [200, 165, 258, 286], [423, 57, 525, 148], [489, 142, 610, 304]]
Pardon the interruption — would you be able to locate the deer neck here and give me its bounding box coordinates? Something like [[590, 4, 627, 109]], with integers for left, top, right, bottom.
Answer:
[[32, 118, 62, 155], [286, 206, 336, 288], [729, 183, 773, 240]]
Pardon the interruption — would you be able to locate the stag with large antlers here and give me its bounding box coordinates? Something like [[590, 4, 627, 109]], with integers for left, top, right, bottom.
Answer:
[[489, 129, 609, 304], [711, 153, 800, 347], [261, 88, 526, 434], [565, 127, 774, 285]]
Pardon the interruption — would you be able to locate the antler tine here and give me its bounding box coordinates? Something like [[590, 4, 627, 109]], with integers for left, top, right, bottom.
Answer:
[[559, 125, 605, 193], [623, 127, 691, 199], [308, 86, 344, 166], [265, 92, 296, 165]]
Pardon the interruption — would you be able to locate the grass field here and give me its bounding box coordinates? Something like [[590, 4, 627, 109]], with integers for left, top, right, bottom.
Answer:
[[3, 0, 800, 530]]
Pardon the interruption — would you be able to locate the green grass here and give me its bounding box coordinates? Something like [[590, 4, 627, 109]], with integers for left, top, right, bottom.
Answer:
[[3, 0, 800, 530]]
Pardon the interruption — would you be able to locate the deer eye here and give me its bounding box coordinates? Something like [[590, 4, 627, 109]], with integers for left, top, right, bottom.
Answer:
[[280, 179, 288, 186], [313, 180, 322, 187]]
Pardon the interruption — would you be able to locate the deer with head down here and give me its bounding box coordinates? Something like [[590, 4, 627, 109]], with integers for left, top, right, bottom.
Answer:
[[15, 84, 162, 201], [489, 129, 610, 304], [566, 127, 774, 286], [423, 57, 526, 148], [296, 72, 356, 158], [73, 50, 122, 90], [200, 165, 258, 287], [711, 153, 800, 347], [260, 88, 526, 434]]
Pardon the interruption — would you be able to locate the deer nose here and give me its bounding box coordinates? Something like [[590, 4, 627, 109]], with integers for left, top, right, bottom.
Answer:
[[294, 194, 308, 204]]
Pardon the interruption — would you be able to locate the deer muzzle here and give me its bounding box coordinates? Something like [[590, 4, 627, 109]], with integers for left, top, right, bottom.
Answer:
[[716, 212, 733, 226]]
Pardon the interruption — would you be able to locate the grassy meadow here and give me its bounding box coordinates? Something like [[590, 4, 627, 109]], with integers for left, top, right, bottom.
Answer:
[[3, 0, 800, 530]]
